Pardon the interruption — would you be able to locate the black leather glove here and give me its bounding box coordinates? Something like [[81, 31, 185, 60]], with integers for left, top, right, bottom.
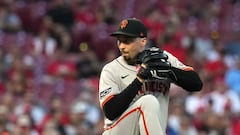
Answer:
[[137, 65, 151, 80], [137, 47, 170, 69], [137, 47, 175, 80]]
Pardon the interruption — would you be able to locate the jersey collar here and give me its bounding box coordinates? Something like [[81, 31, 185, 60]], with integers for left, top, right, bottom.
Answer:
[[117, 56, 137, 71]]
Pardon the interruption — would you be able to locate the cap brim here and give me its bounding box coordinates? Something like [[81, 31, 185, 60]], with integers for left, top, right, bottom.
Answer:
[[110, 31, 138, 37]]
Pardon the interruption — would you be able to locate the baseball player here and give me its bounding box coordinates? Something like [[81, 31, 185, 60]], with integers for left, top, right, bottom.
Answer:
[[99, 18, 203, 135]]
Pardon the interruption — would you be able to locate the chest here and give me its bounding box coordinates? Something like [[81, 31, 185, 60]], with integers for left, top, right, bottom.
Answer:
[[114, 66, 137, 91]]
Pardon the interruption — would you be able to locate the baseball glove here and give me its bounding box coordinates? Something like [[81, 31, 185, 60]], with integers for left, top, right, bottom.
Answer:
[[137, 65, 171, 94], [137, 47, 177, 80], [136, 47, 177, 93], [137, 47, 169, 66]]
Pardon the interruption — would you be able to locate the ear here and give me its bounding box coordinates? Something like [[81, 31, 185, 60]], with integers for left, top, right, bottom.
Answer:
[[140, 37, 147, 47]]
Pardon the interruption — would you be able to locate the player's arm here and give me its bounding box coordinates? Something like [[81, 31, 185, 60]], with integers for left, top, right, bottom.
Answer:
[[137, 48, 203, 92], [165, 51, 203, 92], [99, 65, 145, 121], [170, 67, 202, 92], [103, 78, 142, 120]]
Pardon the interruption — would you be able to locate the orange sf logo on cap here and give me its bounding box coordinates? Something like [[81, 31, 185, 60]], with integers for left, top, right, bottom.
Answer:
[[120, 20, 128, 29]]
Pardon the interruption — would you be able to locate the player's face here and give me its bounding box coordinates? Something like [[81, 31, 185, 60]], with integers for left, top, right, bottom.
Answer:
[[117, 36, 147, 65]]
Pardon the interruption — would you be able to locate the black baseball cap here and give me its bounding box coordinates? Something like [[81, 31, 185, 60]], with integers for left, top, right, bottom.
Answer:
[[110, 18, 148, 38]]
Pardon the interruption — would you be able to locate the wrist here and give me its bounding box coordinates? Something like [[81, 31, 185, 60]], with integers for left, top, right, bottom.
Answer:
[[136, 76, 144, 83]]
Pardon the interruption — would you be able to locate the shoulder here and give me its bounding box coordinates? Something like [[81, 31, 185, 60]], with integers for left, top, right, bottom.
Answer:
[[162, 50, 179, 65], [101, 56, 122, 75], [163, 50, 194, 70], [163, 50, 176, 58], [102, 57, 120, 70]]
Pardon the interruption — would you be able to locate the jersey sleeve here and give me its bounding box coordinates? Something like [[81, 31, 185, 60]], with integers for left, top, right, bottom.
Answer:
[[99, 65, 120, 108], [164, 51, 203, 91], [164, 51, 194, 71]]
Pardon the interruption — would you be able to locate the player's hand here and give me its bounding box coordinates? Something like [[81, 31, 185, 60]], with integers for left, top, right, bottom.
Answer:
[[137, 64, 151, 80], [137, 47, 177, 81]]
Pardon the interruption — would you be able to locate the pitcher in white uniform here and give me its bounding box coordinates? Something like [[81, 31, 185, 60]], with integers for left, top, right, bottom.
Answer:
[[98, 18, 203, 135]]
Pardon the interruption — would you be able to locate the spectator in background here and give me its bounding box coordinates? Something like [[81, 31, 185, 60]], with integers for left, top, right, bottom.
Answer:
[[184, 1, 205, 19], [41, 120, 61, 135], [38, 94, 67, 135], [96, 0, 117, 25], [88, 0, 118, 61], [44, 0, 74, 32], [142, 6, 166, 47], [57, 30, 74, 53], [31, 29, 57, 58], [166, 126, 179, 135], [185, 91, 210, 116], [4, 45, 34, 79], [73, 0, 97, 28], [13, 92, 46, 128], [225, 30, 240, 56], [181, 19, 213, 64], [46, 49, 78, 81], [205, 39, 225, 62], [5, 67, 27, 96], [0, 92, 15, 117], [3, 45, 34, 96], [0, 48, 5, 79], [208, 77, 240, 115], [77, 86, 101, 126], [202, 112, 232, 135], [201, 112, 221, 135], [94, 114, 104, 135], [178, 115, 198, 135], [65, 100, 93, 135], [71, 0, 95, 54], [12, 114, 39, 135], [204, 39, 228, 80], [160, 27, 187, 63], [0, 48, 7, 94], [225, 57, 240, 96], [76, 50, 100, 79], [0, 3, 22, 33], [168, 99, 186, 133], [0, 104, 11, 134], [42, 0, 74, 52]]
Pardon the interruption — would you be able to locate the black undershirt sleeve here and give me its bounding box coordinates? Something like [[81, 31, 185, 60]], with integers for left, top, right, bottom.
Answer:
[[171, 67, 203, 92], [103, 78, 142, 120]]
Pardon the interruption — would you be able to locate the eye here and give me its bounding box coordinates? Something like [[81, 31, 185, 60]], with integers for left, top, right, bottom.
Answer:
[[117, 38, 136, 44], [123, 38, 134, 44]]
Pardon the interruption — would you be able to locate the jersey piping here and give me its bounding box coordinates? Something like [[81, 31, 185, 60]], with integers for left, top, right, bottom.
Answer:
[[104, 107, 149, 135]]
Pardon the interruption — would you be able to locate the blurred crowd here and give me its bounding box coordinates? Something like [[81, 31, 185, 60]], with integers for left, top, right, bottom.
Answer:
[[0, 0, 239, 135]]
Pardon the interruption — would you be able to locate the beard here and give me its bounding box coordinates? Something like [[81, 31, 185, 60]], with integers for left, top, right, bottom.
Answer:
[[123, 55, 137, 65]]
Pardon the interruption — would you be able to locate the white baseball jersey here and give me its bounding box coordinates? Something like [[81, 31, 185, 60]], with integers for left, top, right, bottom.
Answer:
[[99, 51, 193, 135]]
